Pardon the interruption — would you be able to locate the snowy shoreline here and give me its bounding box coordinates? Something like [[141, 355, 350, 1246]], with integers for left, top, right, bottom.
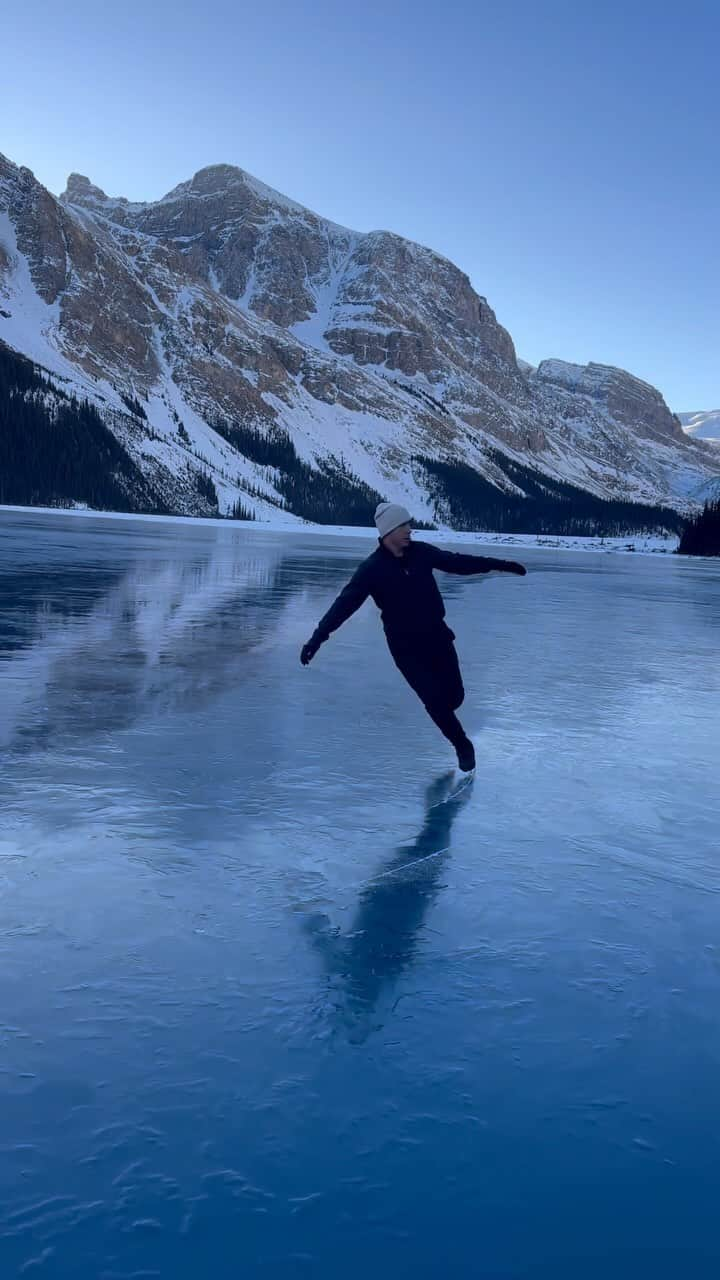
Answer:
[[0, 502, 680, 555]]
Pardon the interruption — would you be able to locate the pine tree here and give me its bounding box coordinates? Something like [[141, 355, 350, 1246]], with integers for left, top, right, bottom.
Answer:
[[677, 500, 720, 556], [229, 499, 256, 521], [195, 471, 219, 508]]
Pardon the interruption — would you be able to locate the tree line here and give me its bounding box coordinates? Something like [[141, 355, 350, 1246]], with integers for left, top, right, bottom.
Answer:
[[414, 452, 686, 537], [676, 500, 720, 556], [0, 341, 166, 513]]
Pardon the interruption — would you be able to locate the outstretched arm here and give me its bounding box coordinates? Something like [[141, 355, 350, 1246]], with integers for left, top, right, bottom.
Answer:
[[422, 542, 527, 576], [300, 566, 371, 665]]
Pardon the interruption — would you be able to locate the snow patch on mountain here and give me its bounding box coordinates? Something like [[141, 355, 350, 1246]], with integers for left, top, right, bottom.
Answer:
[[678, 410, 720, 443], [289, 238, 360, 352]]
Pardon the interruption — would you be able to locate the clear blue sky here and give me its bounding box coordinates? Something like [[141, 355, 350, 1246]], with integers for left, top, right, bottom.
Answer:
[[3, 0, 719, 409]]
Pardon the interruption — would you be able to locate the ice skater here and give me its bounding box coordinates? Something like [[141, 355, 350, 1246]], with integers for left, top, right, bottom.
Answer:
[[300, 502, 526, 771]]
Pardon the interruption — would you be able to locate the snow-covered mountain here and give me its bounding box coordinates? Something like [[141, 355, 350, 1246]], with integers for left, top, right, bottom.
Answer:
[[678, 411, 720, 444], [2, 151, 719, 525]]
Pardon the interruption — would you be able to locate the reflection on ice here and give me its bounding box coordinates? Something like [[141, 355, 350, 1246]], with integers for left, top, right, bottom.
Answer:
[[301, 770, 474, 1033], [1, 543, 291, 751]]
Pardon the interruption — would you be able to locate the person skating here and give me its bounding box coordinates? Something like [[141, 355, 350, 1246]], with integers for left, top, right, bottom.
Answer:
[[300, 503, 527, 772]]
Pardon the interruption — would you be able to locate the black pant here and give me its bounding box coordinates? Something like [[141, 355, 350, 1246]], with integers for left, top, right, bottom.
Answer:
[[388, 627, 469, 750]]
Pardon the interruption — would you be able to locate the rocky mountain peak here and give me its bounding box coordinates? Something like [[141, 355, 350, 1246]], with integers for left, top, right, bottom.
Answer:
[[58, 160, 518, 382], [160, 163, 311, 216], [61, 173, 127, 207]]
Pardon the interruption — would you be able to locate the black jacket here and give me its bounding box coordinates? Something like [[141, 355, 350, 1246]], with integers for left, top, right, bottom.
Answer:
[[313, 540, 520, 650]]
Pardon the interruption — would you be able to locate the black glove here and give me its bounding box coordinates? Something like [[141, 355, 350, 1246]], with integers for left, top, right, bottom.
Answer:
[[499, 560, 527, 575], [300, 631, 323, 665]]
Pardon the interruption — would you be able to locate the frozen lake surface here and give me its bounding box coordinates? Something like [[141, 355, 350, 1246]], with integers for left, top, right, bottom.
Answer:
[[1, 509, 719, 1278]]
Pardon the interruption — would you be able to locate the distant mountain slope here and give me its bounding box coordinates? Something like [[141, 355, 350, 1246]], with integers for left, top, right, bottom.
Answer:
[[678, 410, 720, 443]]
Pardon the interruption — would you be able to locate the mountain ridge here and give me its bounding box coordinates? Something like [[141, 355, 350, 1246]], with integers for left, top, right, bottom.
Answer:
[[2, 150, 719, 526]]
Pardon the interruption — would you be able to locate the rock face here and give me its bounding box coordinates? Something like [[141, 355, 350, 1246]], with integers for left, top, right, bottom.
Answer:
[[61, 164, 519, 390], [1, 149, 719, 522], [533, 361, 685, 443]]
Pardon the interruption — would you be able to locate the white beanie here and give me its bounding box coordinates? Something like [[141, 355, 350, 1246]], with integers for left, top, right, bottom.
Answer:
[[374, 502, 412, 539]]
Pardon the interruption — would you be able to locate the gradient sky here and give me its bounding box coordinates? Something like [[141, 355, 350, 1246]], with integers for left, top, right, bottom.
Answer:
[[3, 0, 718, 409]]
